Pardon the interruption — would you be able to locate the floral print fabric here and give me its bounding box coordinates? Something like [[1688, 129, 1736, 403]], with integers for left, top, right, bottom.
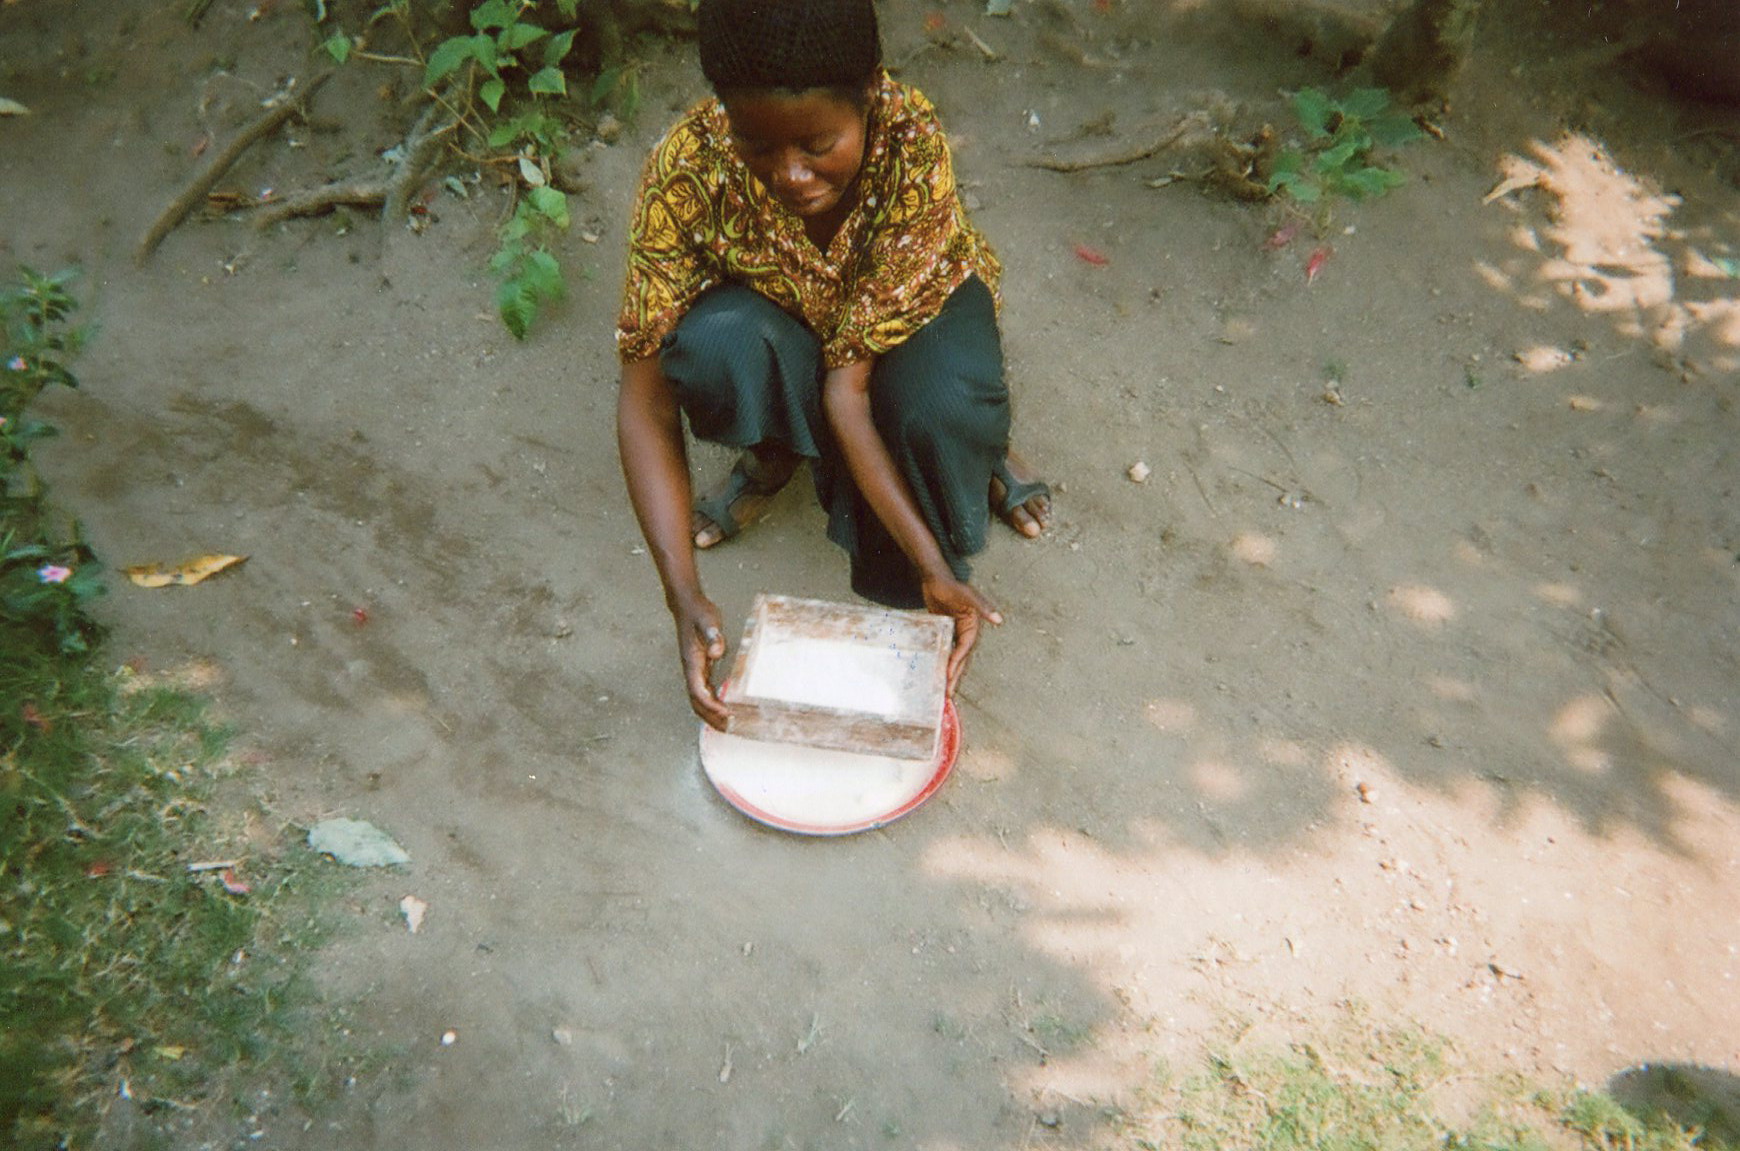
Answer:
[[615, 71, 1001, 368]]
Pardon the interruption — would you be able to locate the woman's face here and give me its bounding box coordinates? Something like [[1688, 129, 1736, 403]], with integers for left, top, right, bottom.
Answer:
[[721, 89, 868, 220]]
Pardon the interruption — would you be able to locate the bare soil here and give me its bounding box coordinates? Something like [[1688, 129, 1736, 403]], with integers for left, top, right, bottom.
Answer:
[[4, 0, 1738, 1147]]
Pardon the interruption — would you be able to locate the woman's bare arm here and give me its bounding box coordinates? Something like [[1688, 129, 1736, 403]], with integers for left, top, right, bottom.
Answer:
[[616, 356, 729, 729], [821, 360, 1001, 692]]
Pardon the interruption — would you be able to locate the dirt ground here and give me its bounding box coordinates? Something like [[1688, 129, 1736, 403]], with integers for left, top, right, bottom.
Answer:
[[4, 0, 1739, 1147]]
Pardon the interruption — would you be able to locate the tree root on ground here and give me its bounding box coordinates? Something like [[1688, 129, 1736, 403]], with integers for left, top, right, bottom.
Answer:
[[1026, 118, 1193, 173], [254, 83, 463, 230], [136, 71, 334, 264], [252, 179, 388, 227], [1025, 106, 1241, 174]]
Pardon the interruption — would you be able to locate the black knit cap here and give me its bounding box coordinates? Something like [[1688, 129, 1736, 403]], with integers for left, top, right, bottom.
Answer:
[[697, 0, 882, 95]]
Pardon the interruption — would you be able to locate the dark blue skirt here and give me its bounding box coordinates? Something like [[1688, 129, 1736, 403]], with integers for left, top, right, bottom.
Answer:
[[658, 276, 1009, 608]]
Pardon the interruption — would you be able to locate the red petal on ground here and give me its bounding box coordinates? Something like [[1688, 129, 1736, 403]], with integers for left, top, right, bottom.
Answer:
[[220, 869, 251, 895], [1073, 243, 1110, 266], [1305, 245, 1332, 284], [352, 607, 369, 626], [21, 702, 51, 732], [1264, 220, 1302, 251]]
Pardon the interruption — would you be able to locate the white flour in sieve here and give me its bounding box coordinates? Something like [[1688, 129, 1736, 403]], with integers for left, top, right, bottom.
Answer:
[[740, 636, 912, 717]]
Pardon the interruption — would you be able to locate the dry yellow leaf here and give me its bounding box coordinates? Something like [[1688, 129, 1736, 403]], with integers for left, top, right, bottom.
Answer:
[[125, 554, 248, 588]]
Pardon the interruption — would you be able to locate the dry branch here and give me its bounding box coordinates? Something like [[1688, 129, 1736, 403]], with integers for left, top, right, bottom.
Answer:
[[252, 179, 387, 227], [1026, 117, 1192, 173], [136, 71, 334, 264]]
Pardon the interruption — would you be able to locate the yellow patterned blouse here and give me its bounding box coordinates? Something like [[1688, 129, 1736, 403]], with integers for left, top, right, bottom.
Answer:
[[615, 71, 1001, 368]]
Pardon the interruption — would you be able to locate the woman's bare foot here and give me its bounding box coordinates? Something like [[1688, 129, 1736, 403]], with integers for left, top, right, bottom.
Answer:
[[691, 444, 801, 549], [990, 451, 1051, 538]]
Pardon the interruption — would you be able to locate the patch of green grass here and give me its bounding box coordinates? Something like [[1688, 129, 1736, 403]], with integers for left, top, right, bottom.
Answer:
[[0, 655, 346, 1148], [1123, 1011, 1719, 1151], [1029, 1011, 1093, 1051]]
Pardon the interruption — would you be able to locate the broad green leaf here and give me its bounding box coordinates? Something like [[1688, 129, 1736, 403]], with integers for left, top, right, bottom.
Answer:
[[528, 185, 569, 227], [497, 280, 536, 339], [620, 72, 641, 120], [1291, 88, 1334, 138], [545, 29, 578, 66], [424, 35, 475, 85], [502, 214, 531, 242], [480, 77, 506, 112], [591, 66, 621, 105], [1337, 165, 1405, 198], [499, 22, 548, 52], [1368, 112, 1425, 149], [555, 0, 579, 17], [487, 120, 520, 148], [1331, 124, 1373, 156], [322, 33, 351, 65], [472, 36, 500, 75], [1339, 87, 1392, 121], [1314, 136, 1361, 174], [527, 66, 567, 97], [470, 0, 515, 32], [1286, 179, 1321, 204], [1268, 148, 1304, 180], [524, 249, 566, 298], [489, 246, 520, 273]]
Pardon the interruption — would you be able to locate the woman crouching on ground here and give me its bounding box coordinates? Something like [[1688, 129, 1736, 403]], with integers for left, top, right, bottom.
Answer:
[[615, 0, 1051, 730]]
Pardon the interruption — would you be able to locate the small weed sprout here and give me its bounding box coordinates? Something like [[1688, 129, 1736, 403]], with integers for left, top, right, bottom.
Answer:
[[421, 0, 583, 338], [1268, 87, 1424, 207]]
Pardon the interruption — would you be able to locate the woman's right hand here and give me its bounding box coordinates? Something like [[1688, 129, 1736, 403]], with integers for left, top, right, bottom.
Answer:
[[921, 574, 1003, 696], [672, 591, 730, 731]]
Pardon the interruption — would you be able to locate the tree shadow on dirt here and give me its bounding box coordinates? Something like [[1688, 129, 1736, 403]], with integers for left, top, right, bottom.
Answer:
[[1611, 1063, 1740, 1149]]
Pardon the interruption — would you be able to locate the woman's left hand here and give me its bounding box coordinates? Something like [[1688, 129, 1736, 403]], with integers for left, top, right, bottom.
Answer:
[[921, 574, 1003, 695]]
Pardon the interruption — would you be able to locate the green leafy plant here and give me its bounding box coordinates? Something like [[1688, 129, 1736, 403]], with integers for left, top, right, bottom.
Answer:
[[1267, 87, 1424, 205], [590, 60, 643, 121], [427, 0, 582, 338], [2, 267, 103, 654], [316, 1, 630, 338], [493, 185, 571, 338]]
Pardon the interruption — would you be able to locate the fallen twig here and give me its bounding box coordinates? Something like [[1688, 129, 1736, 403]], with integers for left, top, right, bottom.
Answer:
[[253, 178, 387, 227], [1027, 117, 1191, 173], [136, 71, 335, 264], [963, 27, 1000, 61]]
